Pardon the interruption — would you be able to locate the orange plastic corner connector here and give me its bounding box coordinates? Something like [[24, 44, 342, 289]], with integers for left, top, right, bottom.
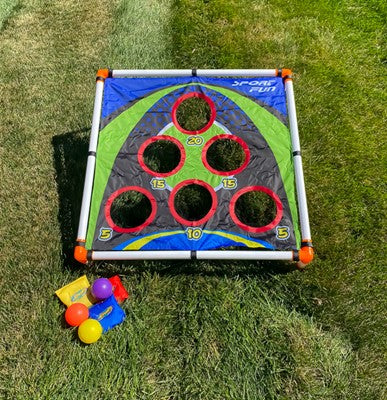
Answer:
[[299, 245, 314, 265], [281, 68, 293, 79], [74, 245, 88, 264], [96, 69, 110, 79]]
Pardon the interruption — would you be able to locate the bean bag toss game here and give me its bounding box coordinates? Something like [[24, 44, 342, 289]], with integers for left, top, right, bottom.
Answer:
[[74, 69, 313, 266]]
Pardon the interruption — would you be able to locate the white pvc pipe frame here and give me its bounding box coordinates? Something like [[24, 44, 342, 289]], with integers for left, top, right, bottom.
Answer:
[[76, 69, 311, 261]]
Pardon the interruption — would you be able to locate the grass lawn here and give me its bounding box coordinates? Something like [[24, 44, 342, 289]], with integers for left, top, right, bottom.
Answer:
[[0, 0, 386, 399], [0, 0, 19, 30]]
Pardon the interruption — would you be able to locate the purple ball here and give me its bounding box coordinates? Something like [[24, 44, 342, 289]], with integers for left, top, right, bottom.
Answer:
[[91, 278, 113, 300]]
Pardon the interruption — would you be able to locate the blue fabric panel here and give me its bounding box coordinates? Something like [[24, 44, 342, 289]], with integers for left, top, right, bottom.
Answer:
[[113, 231, 274, 251], [102, 76, 286, 119]]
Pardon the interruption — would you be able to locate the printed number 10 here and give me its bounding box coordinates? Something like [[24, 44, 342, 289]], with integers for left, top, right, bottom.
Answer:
[[186, 228, 202, 240]]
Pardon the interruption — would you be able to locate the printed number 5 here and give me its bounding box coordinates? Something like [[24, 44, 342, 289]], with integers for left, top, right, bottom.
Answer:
[[99, 228, 112, 241], [276, 226, 290, 240]]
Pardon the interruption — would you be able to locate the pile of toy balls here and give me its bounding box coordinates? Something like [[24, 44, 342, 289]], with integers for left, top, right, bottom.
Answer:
[[55, 275, 129, 344]]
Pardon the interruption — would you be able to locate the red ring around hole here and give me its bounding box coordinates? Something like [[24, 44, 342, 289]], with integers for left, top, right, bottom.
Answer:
[[138, 135, 186, 177], [229, 186, 283, 233], [202, 134, 250, 176], [171, 92, 216, 135], [168, 179, 218, 226], [105, 186, 157, 233]]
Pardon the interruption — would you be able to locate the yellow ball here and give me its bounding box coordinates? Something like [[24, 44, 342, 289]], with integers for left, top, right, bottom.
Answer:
[[78, 319, 102, 344]]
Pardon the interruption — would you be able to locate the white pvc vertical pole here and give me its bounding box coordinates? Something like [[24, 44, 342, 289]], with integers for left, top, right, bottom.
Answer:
[[76, 79, 105, 241], [285, 78, 312, 242]]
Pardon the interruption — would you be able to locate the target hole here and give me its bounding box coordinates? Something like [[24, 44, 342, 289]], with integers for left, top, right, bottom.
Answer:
[[204, 135, 249, 175], [172, 93, 216, 134], [230, 186, 283, 233], [143, 140, 180, 173], [108, 190, 153, 231], [138, 136, 185, 177], [235, 191, 277, 228], [169, 180, 217, 226]]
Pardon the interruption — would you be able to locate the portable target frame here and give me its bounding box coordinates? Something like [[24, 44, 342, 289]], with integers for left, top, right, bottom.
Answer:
[[74, 69, 314, 266]]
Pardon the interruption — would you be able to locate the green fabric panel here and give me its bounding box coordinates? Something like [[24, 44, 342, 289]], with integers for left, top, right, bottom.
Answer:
[[86, 82, 300, 249], [86, 84, 186, 248], [202, 84, 301, 248], [164, 124, 224, 188]]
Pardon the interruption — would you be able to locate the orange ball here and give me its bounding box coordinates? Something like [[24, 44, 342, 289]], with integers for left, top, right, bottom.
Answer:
[[65, 303, 89, 327]]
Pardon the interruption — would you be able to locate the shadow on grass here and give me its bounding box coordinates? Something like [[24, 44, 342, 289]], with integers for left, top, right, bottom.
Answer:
[[52, 128, 90, 270], [87, 258, 296, 280]]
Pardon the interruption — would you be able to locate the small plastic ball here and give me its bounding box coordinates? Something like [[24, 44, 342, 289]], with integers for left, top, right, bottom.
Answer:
[[65, 303, 89, 327], [78, 319, 102, 344], [91, 278, 113, 300]]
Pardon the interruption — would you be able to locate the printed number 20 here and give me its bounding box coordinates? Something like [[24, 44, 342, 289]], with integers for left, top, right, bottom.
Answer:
[[187, 136, 204, 146]]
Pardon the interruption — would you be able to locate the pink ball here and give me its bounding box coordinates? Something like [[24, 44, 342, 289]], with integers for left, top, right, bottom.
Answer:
[[91, 278, 113, 300]]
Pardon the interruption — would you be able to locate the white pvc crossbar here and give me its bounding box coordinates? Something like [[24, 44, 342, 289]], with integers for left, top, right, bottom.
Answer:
[[112, 69, 278, 78], [91, 251, 294, 261], [196, 251, 293, 260]]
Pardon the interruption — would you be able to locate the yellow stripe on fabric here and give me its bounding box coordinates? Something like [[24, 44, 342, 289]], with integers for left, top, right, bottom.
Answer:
[[203, 230, 266, 248], [123, 231, 185, 250], [123, 230, 266, 250]]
